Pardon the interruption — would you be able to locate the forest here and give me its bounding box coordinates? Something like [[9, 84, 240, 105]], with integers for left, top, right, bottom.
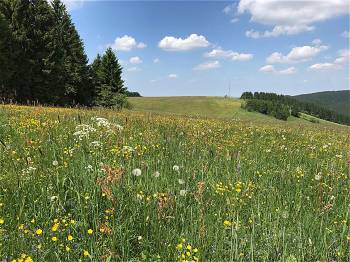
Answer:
[[241, 92, 350, 125], [0, 0, 136, 108]]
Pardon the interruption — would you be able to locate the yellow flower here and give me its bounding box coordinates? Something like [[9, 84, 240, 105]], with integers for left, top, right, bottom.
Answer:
[[193, 248, 198, 253], [223, 220, 232, 227], [66, 246, 71, 252], [70, 219, 75, 224], [52, 236, 58, 242], [51, 223, 59, 232], [186, 245, 192, 250], [83, 250, 90, 257], [0, 218, 4, 224], [87, 229, 93, 235], [35, 228, 43, 235], [24, 257, 33, 262], [67, 235, 73, 241], [347, 235, 350, 241], [176, 243, 183, 249]]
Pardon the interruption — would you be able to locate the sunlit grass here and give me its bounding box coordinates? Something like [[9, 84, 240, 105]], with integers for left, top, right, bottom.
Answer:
[[0, 104, 349, 261]]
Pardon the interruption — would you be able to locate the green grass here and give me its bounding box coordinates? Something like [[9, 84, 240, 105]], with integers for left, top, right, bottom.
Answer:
[[129, 96, 345, 127], [0, 104, 349, 261]]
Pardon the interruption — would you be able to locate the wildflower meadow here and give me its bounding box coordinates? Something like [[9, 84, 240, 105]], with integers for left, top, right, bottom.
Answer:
[[0, 104, 349, 261]]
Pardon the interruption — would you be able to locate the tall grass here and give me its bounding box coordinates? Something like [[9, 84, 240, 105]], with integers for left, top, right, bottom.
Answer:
[[0, 104, 349, 261]]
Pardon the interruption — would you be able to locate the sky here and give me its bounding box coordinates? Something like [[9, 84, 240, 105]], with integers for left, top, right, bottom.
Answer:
[[64, 0, 349, 97]]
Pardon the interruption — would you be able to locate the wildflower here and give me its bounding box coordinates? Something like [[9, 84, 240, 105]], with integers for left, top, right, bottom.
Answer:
[[180, 189, 187, 196], [315, 173, 322, 181], [137, 235, 143, 241], [177, 243, 183, 249], [87, 229, 93, 235], [132, 168, 142, 177], [35, 228, 43, 235], [223, 220, 232, 227], [52, 236, 58, 242], [173, 165, 180, 172], [83, 250, 90, 257], [70, 219, 75, 224], [66, 246, 71, 252], [52, 223, 59, 232], [178, 179, 185, 185], [0, 218, 4, 224], [153, 171, 160, 178], [52, 160, 59, 166], [67, 235, 73, 241]]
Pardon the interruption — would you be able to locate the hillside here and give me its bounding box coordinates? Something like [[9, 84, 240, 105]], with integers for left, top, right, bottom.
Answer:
[[294, 90, 350, 116], [128, 96, 343, 126]]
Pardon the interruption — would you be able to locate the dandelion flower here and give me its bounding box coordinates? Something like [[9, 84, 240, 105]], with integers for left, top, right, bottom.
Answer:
[[52, 160, 58, 166], [83, 250, 90, 257], [87, 229, 93, 235], [132, 168, 142, 177], [35, 228, 43, 235], [0, 218, 4, 224], [67, 235, 73, 241], [52, 236, 58, 242]]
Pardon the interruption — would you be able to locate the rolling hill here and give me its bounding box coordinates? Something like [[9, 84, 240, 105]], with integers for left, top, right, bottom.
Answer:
[[294, 90, 350, 116], [128, 96, 344, 126]]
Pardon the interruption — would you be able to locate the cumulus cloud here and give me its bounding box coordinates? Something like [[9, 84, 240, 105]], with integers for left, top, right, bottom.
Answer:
[[342, 31, 350, 38], [204, 48, 253, 61], [193, 61, 221, 71], [129, 56, 143, 64], [127, 67, 141, 72], [110, 35, 146, 51], [168, 74, 178, 79], [259, 65, 296, 75], [309, 49, 349, 71], [159, 34, 210, 51], [266, 44, 328, 64], [238, 0, 349, 38]]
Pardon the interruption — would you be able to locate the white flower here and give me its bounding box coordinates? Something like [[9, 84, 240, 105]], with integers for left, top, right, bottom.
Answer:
[[137, 236, 143, 241], [52, 160, 59, 166], [50, 196, 58, 201], [173, 165, 180, 172], [315, 173, 322, 181], [178, 179, 185, 185], [90, 141, 101, 148], [132, 168, 142, 177], [86, 164, 93, 171], [153, 171, 160, 178], [180, 190, 187, 196]]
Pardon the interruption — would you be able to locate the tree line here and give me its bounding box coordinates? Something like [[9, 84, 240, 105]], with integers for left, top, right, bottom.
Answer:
[[241, 92, 350, 125], [0, 0, 139, 108]]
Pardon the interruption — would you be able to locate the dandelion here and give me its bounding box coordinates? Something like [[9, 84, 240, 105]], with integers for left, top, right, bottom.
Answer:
[[52, 236, 58, 242], [87, 228, 93, 235], [223, 220, 232, 227], [0, 218, 4, 224], [52, 160, 58, 166], [132, 168, 142, 177], [83, 250, 90, 257], [67, 235, 73, 241], [180, 189, 187, 196], [35, 228, 43, 235], [173, 165, 180, 172]]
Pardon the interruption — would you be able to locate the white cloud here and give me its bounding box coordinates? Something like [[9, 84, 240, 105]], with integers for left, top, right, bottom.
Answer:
[[129, 56, 143, 64], [110, 35, 146, 51], [153, 58, 160, 63], [309, 63, 339, 71], [309, 49, 349, 71], [259, 65, 296, 75], [159, 34, 210, 51], [223, 4, 235, 15], [238, 0, 349, 38], [168, 74, 178, 79], [127, 67, 141, 72], [193, 61, 221, 71], [311, 39, 322, 46], [205, 48, 253, 61], [342, 31, 350, 38], [266, 45, 328, 64], [61, 0, 85, 10]]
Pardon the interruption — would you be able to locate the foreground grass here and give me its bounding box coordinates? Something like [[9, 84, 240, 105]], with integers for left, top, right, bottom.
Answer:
[[0, 104, 349, 261]]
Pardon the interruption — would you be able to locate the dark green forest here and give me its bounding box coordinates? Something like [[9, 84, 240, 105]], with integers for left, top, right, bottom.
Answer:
[[241, 91, 350, 125], [0, 0, 135, 107], [294, 90, 350, 117]]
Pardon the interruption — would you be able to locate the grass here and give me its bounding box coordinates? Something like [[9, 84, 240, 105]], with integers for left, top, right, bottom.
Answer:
[[0, 104, 349, 261], [129, 96, 344, 127]]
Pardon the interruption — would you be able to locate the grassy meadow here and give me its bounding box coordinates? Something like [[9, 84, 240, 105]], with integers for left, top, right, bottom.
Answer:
[[0, 104, 349, 261]]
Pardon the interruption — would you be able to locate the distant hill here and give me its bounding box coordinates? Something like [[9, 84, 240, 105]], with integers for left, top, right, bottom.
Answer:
[[294, 90, 350, 116]]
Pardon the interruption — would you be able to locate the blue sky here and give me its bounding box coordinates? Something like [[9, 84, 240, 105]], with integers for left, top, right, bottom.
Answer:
[[65, 0, 349, 97]]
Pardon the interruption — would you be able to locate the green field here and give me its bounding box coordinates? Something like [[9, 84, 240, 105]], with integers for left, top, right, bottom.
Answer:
[[129, 96, 344, 127], [1, 104, 349, 261]]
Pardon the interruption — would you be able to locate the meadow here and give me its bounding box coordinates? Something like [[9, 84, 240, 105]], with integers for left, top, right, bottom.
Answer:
[[0, 104, 349, 261]]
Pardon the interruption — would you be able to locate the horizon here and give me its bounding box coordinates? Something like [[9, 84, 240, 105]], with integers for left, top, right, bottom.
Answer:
[[66, 0, 349, 97]]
